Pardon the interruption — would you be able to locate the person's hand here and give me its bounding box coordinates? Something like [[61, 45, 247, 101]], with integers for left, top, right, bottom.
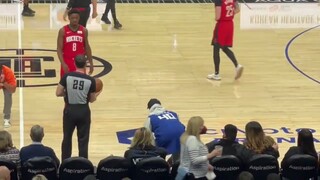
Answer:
[[88, 61, 94, 75], [92, 11, 98, 19], [208, 148, 221, 159], [61, 63, 69, 74], [63, 9, 69, 21], [1, 82, 16, 93], [95, 90, 101, 97], [208, 164, 213, 171]]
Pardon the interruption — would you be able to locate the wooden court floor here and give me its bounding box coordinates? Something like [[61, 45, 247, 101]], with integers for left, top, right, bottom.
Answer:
[[0, 4, 319, 164]]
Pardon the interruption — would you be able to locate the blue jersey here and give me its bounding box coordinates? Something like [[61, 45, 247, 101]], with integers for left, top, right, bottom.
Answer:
[[149, 111, 185, 154]]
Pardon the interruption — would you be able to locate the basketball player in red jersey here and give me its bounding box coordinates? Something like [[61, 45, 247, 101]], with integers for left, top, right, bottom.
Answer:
[[57, 9, 94, 78], [207, 0, 243, 81]]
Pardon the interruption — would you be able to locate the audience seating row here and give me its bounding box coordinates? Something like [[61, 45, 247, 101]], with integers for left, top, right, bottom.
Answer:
[[0, 156, 170, 180], [210, 154, 317, 180], [0, 153, 318, 180]]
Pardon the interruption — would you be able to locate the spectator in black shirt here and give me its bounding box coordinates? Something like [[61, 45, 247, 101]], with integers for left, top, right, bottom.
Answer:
[[281, 128, 318, 168], [20, 125, 60, 167], [63, 0, 98, 27], [206, 124, 238, 154], [206, 124, 253, 163], [124, 127, 167, 165]]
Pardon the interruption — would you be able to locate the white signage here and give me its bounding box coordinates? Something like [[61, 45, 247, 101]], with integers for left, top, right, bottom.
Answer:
[[240, 3, 320, 29], [0, 4, 23, 30]]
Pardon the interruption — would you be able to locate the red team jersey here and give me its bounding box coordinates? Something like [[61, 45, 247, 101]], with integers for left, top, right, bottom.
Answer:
[[212, 0, 236, 47], [61, 25, 86, 77]]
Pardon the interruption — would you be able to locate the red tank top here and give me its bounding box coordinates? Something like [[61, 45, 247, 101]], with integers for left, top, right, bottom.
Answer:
[[218, 0, 236, 21], [63, 25, 86, 58]]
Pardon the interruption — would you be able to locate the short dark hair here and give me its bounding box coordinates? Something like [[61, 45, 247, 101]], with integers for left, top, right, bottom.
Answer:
[[30, 125, 44, 142], [147, 98, 161, 109], [68, 9, 80, 16], [224, 124, 237, 141], [75, 55, 87, 68]]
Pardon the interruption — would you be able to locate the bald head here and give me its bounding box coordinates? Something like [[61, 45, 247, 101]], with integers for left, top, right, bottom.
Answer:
[[0, 166, 10, 180], [74, 55, 87, 68]]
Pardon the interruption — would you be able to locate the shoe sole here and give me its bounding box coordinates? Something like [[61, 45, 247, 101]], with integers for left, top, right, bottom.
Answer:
[[207, 77, 221, 81], [22, 14, 35, 17], [4, 124, 11, 128], [235, 66, 244, 80]]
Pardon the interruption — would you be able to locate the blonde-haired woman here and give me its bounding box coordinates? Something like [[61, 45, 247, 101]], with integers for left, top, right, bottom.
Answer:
[[177, 116, 220, 180], [0, 130, 20, 168], [124, 127, 167, 163]]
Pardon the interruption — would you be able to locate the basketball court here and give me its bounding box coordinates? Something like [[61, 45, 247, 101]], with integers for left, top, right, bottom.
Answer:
[[0, 2, 319, 164]]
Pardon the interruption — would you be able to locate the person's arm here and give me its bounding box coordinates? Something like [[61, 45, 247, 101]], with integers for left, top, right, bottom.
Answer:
[[56, 75, 67, 97], [144, 117, 153, 130], [88, 78, 96, 103], [281, 147, 295, 168], [1, 68, 16, 93], [214, 0, 222, 21], [0, 68, 17, 93], [63, 0, 74, 20], [205, 141, 217, 153], [89, 93, 96, 103], [84, 28, 94, 75], [91, 0, 98, 19], [19, 148, 25, 167], [234, 1, 240, 14], [1, 82, 16, 93], [187, 136, 218, 165], [57, 28, 68, 73], [49, 148, 60, 167], [215, 6, 221, 21], [56, 84, 65, 97]]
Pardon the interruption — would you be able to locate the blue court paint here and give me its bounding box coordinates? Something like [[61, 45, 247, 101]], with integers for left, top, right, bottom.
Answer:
[[285, 25, 320, 84], [116, 128, 137, 144]]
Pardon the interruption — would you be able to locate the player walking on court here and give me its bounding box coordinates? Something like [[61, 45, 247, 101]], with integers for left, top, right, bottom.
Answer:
[[56, 55, 97, 161], [57, 9, 94, 78], [101, 0, 122, 29], [207, 0, 243, 81]]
